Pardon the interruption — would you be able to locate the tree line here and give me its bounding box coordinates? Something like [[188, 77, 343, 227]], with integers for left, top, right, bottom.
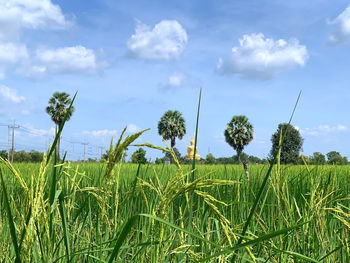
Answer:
[[0, 150, 44, 163], [1, 92, 348, 165], [128, 147, 348, 165]]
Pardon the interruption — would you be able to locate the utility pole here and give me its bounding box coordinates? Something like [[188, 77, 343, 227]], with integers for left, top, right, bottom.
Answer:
[[99, 146, 104, 160], [9, 123, 19, 163], [8, 126, 10, 161], [81, 142, 88, 162]]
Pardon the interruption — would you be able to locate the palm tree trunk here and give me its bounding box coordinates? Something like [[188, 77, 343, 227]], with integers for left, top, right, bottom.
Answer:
[[243, 161, 249, 181], [170, 138, 176, 164], [56, 124, 60, 160], [237, 150, 241, 164], [171, 138, 175, 148]]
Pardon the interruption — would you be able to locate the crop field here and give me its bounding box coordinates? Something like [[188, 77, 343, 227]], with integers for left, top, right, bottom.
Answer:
[[1, 153, 350, 262]]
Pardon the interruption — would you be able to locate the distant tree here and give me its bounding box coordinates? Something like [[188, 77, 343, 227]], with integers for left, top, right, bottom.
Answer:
[[232, 152, 249, 163], [101, 148, 128, 162], [224, 115, 253, 164], [310, 152, 326, 165], [46, 92, 75, 158], [270, 123, 303, 164], [205, 153, 216, 164], [0, 150, 7, 160], [155, 158, 163, 164], [299, 154, 311, 164], [224, 115, 253, 180], [248, 155, 263, 164], [213, 154, 265, 165], [215, 156, 235, 165], [164, 147, 182, 163], [29, 150, 43, 163], [14, 151, 31, 162], [158, 110, 186, 149], [131, 148, 147, 164], [326, 151, 347, 165], [342, 156, 348, 164]]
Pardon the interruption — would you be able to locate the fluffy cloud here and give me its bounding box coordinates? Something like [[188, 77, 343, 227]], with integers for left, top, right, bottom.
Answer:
[[168, 72, 185, 87], [160, 71, 202, 91], [328, 5, 350, 43], [127, 20, 188, 61], [20, 46, 105, 77], [300, 125, 348, 137], [126, 124, 141, 133], [0, 0, 68, 37], [0, 0, 76, 78], [83, 129, 118, 137], [217, 33, 308, 79], [0, 42, 28, 64], [0, 42, 28, 76], [0, 85, 25, 103]]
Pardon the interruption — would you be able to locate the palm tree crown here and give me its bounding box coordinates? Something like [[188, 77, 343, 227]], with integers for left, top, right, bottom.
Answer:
[[46, 92, 75, 127], [158, 110, 186, 148], [224, 115, 253, 163], [46, 92, 75, 159]]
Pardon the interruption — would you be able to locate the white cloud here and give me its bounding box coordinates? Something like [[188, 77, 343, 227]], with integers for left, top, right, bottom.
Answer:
[[126, 124, 141, 133], [0, 42, 28, 76], [0, 85, 25, 103], [300, 125, 349, 137], [217, 33, 308, 79], [0, 0, 69, 37], [20, 46, 105, 77], [83, 129, 118, 137], [127, 20, 188, 61], [0, 42, 28, 64], [0, 1, 74, 78], [160, 71, 201, 92], [168, 72, 185, 87], [328, 5, 350, 43]]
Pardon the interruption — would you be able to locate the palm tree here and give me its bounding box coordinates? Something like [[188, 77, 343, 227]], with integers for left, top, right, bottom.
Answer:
[[224, 115, 253, 164], [158, 110, 186, 148], [46, 92, 75, 157]]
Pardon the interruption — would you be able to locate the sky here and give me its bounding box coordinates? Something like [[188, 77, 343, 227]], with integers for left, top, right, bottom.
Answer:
[[1, 0, 350, 161]]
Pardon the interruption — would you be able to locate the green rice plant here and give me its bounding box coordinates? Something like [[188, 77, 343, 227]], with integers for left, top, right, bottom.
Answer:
[[1, 90, 350, 262]]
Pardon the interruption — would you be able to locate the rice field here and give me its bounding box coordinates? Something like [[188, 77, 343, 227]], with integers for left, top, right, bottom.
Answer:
[[1, 152, 350, 262]]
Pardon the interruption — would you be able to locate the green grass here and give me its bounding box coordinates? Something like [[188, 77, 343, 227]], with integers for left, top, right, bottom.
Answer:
[[0, 160, 349, 262]]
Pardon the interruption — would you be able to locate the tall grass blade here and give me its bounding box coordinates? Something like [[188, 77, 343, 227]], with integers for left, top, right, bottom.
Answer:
[[198, 221, 307, 262], [108, 215, 139, 263], [277, 250, 321, 263], [58, 192, 71, 262], [231, 91, 302, 262], [108, 213, 221, 262], [191, 87, 202, 182], [19, 205, 32, 250], [48, 93, 75, 251], [0, 168, 22, 263]]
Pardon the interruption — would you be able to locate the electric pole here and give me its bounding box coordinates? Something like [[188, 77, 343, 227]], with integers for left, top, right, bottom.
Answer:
[[99, 146, 104, 160], [81, 142, 88, 162], [9, 124, 19, 162], [8, 126, 10, 161]]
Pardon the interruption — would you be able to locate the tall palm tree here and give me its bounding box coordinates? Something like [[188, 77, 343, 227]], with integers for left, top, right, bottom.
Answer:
[[224, 115, 253, 164], [158, 110, 186, 148], [46, 92, 75, 157]]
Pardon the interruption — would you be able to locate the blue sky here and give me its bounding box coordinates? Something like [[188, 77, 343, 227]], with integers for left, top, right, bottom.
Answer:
[[1, 0, 350, 161]]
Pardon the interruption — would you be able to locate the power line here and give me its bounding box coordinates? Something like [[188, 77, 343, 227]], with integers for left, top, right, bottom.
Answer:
[[0, 121, 113, 161]]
